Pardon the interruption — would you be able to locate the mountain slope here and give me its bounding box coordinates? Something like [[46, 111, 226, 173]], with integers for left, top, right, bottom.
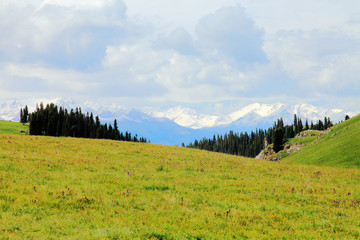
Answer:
[[283, 114, 360, 169]]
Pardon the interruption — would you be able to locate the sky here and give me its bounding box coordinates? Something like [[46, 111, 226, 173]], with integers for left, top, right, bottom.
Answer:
[[0, 0, 359, 115]]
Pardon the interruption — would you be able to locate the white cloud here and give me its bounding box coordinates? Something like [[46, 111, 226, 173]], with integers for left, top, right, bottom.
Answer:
[[265, 29, 360, 98], [100, 5, 265, 103], [2, 63, 98, 94], [0, 0, 135, 69], [0, 0, 359, 113], [123, 0, 239, 35], [154, 27, 196, 55], [103, 43, 170, 76], [195, 4, 267, 64]]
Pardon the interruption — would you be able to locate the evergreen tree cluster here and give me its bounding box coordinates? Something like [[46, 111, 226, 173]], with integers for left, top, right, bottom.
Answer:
[[187, 114, 334, 157], [25, 103, 147, 143], [20, 106, 29, 123], [186, 130, 266, 158]]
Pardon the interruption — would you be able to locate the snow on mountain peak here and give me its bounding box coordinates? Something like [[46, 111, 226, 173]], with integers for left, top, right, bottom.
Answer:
[[1, 98, 357, 132], [151, 106, 223, 129], [228, 103, 285, 121], [151, 103, 355, 129]]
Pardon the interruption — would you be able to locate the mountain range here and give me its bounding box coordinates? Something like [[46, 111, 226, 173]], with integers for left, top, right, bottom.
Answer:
[[0, 98, 356, 145]]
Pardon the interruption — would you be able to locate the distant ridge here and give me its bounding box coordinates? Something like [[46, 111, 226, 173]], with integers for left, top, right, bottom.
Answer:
[[152, 103, 356, 129], [0, 98, 358, 145]]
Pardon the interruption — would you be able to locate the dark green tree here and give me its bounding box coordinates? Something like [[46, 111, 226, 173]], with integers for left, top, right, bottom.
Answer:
[[273, 127, 284, 153], [26, 102, 147, 143], [305, 119, 309, 130], [20, 105, 29, 123], [294, 114, 298, 134]]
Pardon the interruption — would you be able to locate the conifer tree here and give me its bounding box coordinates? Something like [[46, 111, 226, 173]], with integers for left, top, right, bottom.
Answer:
[[294, 114, 298, 134], [305, 119, 309, 130], [25, 102, 147, 143], [20, 108, 24, 123], [20, 105, 29, 123], [273, 127, 284, 153], [298, 118, 303, 133]]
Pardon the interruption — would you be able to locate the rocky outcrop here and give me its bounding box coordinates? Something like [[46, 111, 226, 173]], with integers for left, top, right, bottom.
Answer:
[[295, 130, 316, 138], [330, 131, 340, 138], [255, 146, 276, 160], [256, 141, 305, 161]]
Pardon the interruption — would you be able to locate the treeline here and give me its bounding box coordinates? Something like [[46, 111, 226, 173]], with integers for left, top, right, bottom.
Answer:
[[186, 114, 333, 158], [20, 103, 148, 143], [187, 130, 266, 157], [267, 115, 333, 153]]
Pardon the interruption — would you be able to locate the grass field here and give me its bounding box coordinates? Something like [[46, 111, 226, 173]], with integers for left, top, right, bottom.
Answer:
[[0, 120, 28, 135], [1, 131, 360, 239], [284, 114, 360, 169], [287, 131, 322, 145]]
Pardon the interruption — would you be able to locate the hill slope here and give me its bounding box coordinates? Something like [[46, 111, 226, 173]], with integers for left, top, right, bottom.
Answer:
[[0, 120, 28, 135], [283, 114, 360, 169], [1, 132, 360, 238]]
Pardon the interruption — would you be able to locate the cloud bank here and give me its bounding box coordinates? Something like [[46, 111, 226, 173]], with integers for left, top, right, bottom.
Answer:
[[0, 0, 359, 113]]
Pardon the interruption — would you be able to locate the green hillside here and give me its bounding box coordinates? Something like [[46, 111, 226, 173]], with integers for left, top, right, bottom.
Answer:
[[0, 120, 29, 135], [283, 114, 360, 169], [1, 131, 360, 238]]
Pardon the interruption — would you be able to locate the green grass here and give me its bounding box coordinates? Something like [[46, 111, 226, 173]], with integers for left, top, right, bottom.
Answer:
[[0, 120, 29, 135], [288, 130, 321, 145], [1, 132, 360, 239], [284, 114, 360, 169], [268, 131, 321, 161]]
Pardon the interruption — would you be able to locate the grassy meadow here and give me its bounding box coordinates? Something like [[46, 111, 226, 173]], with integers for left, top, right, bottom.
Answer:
[[1, 130, 360, 239], [0, 121, 28, 135]]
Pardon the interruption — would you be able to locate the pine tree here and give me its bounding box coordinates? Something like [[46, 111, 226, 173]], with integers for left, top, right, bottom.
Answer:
[[324, 117, 328, 130], [20, 108, 24, 123], [318, 120, 323, 130], [24, 106, 29, 123], [273, 127, 284, 153], [298, 118, 303, 133], [327, 117, 332, 128], [113, 119, 120, 140], [20, 105, 29, 123], [89, 113, 95, 138], [294, 114, 298, 134]]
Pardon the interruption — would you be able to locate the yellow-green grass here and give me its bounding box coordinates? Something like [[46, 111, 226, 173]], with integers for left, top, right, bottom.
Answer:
[[0, 120, 28, 135], [1, 134, 360, 239], [284, 114, 360, 169]]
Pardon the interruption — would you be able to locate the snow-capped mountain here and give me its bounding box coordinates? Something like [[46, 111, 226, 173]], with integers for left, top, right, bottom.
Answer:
[[150, 103, 294, 129], [0, 98, 357, 145], [151, 106, 227, 129], [0, 98, 80, 121], [150, 103, 355, 130], [228, 103, 285, 121]]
